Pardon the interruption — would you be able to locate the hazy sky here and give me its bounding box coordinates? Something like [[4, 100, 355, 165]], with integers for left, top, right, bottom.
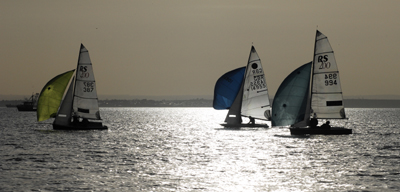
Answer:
[[1, 1, 400, 99]]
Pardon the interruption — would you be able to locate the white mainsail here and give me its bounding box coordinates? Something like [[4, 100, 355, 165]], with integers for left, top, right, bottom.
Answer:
[[72, 44, 101, 120], [241, 46, 271, 120], [310, 30, 346, 119]]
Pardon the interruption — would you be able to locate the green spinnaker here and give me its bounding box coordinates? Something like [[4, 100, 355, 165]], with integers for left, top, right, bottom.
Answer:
[[271, 62, 312, 126], [37, 70, 75, 122]]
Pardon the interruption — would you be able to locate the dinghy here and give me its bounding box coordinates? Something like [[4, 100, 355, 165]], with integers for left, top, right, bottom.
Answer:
[[271, 30, 351, 135], [37, 44, 107, 130], [213, 46, 271, 128]]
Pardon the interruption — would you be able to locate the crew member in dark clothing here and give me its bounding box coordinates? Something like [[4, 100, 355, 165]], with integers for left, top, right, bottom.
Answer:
[[321, 121, 331, 129], [310, 118, 318, 128], [249, 116, 255, 125]]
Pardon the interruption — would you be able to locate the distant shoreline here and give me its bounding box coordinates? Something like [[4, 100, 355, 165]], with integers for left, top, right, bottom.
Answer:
[[3, 99, 400, 108]]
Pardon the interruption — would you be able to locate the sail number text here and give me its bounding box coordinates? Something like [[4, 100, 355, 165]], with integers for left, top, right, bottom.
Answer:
[[324, 73, 337, 86], [252, 68, 263, 75], [83, 82, 94, 92], [251, 75, 266, 91]]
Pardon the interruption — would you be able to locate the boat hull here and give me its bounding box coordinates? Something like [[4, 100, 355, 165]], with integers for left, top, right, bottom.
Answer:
[[16, 105, 36, 111], [53, 122, 108, 130], [289, 127, 352, 135], [220, 123, 269, 128]]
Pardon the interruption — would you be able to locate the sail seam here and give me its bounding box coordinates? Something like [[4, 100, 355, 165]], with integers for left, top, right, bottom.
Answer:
[[77, 80, 96, 82]]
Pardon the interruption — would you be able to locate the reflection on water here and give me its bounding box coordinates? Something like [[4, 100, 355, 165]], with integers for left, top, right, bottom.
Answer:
[[0, 108, 399, 191]]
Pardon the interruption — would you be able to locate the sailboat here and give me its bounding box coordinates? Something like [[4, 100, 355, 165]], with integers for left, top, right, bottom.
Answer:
[[213, 46, 271, 127], [37, 44, 107, 130], [271, 30, 351, 135]]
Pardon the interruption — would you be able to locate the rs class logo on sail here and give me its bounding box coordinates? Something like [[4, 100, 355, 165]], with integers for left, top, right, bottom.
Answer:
[[79, 66, 90, 78], [318, 55, 331, 69]]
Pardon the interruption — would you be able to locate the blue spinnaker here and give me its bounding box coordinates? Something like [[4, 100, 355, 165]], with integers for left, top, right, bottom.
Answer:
[[271, 62, 312, 126], [213, 67, 246, 109]]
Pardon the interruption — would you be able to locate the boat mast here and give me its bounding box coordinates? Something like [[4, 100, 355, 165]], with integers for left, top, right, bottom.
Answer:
[[71, 44, 83, 118], [308, 30, 319, 120], [239, 46, 254, 117]]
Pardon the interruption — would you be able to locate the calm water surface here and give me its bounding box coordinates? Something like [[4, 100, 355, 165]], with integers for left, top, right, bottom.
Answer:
[[0, 107, 399, 191]]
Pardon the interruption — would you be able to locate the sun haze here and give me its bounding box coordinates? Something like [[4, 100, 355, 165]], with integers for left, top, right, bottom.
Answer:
[[1, 1, 399, 99]]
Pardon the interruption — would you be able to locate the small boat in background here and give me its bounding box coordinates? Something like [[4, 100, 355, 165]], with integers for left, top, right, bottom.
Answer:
[[17, 93, 38, 111]]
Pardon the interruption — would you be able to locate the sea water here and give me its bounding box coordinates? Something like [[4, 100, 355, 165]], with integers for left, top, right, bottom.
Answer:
[[0, 107, 399, 191]]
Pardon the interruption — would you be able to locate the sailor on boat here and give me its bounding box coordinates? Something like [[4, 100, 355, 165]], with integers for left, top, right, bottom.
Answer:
[[320, 121, 331, 130], [248, 116, 255, 125], [310, 118, 318, 129]]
